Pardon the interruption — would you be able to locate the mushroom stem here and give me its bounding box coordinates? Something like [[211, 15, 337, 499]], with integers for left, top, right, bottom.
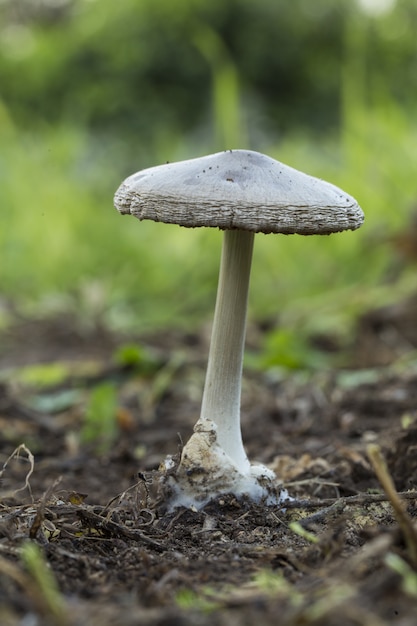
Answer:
[[199, 228, 255, 473]]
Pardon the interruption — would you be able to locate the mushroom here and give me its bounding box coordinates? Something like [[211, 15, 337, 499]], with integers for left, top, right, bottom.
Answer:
[[114, 149, 364, 508]]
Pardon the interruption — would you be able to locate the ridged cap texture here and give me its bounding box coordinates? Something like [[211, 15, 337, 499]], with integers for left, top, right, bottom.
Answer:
[[114, 150, 364, 235]]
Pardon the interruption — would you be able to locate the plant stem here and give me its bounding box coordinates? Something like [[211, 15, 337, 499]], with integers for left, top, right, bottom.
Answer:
[[367, 443, 417, 567], [199, 228, 254, 472]]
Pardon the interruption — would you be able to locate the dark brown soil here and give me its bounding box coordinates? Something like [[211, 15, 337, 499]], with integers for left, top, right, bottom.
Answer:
[[1, 296, 417, 626]]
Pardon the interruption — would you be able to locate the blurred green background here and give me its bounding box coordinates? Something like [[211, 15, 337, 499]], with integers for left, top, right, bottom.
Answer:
[[1, 0, 417, 345]]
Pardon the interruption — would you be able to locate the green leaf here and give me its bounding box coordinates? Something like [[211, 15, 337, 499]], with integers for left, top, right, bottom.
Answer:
[[27, 389, 83, 414], [81, 383, 118, 454]]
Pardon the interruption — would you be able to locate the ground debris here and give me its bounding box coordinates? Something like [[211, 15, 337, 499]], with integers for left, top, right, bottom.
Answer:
[[1, 311, 417, 625]]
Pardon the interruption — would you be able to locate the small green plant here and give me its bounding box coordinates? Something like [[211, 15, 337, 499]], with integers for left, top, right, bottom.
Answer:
[[252, 569, 301, 599], [176, 587, 220, 612], [21, 541, 67, 623], [113, 342, 161, 375], [289, 521, 319, 544], [385, 553, 417, 598], [81, 382, 118, 453]]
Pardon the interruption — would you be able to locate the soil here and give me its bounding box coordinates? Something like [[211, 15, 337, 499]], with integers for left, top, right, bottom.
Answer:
[[1, 295, 417, 626]]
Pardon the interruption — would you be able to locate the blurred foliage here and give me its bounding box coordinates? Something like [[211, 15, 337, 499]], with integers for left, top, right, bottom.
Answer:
[[1, 0, 417, 148], [1, 0, 417, 345], [81, 382, 118, 452], [20, 541, 67, 622]]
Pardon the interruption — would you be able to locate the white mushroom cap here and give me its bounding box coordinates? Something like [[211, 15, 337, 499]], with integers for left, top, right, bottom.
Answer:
[[114, 149, 364, 235]]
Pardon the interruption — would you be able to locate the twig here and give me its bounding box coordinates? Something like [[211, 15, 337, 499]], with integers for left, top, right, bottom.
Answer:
[[0, 444, 35, 500], [76, 508, 166, 552], [367, 443, 417, 567], [29, 476, 63, 540], [283, 490, 417, 511], [296, 499, 347, 527]]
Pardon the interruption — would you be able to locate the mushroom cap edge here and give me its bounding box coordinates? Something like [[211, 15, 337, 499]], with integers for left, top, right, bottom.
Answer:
[[114, 150, 364, 235]]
